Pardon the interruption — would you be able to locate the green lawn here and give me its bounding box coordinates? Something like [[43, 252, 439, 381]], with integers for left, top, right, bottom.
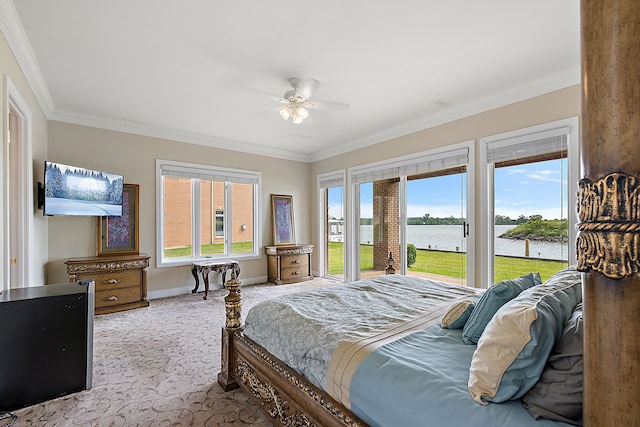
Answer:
[[165, 242, 253, 258], [328, 242, 566, 283], [169, 241, 566, 284]]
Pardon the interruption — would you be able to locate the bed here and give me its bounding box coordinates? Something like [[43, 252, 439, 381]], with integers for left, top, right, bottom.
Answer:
[[218, 268, 583, 427]]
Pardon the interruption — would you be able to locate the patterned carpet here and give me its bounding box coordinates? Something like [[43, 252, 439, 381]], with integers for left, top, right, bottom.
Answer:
[[9, 278, 338, 427]]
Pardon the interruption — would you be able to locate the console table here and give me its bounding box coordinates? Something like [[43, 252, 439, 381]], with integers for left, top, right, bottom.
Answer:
[[191, 260, 240, 300], [265, 244, 313, 285], [66, 253, 150, 315]]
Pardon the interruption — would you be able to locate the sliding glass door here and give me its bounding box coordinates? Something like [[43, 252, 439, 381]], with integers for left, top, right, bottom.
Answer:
[[406, 168, 467, 285], [349, 144, 471, 282], [319, 171, 346, 280], [325, 185, 345, 279], [358, 179, 400, 279]]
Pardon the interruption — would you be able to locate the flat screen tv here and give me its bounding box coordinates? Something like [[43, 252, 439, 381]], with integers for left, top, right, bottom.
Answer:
[[43, 161, 124, 216]]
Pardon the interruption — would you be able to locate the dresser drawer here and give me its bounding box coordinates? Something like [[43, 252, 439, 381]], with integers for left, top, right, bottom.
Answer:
[[66, 254, 150, 315], [280, 254, 309, 268], [95, 286, 142, 308], [79, 270, 142, 292]]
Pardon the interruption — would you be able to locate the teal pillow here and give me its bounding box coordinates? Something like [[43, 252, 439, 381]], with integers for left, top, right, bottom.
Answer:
[[441, 296, 480, 329], [468, 266, 582, 404], [462, 272, 541, 344]]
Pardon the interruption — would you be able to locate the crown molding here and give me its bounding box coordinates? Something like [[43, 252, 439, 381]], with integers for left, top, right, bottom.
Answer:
[[49, 107, 311, 163], [0, 0, 54, 116]]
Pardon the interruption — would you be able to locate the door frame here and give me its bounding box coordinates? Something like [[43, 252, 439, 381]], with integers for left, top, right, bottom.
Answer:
[[3, 75, 33, 290]]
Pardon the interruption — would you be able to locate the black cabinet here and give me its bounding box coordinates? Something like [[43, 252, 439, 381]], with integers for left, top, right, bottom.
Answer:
[[0, 281, 94, 411]]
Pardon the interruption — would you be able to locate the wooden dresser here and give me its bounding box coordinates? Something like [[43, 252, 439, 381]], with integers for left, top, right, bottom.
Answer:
[[65, 253, 150, 315], [265, 245, 313, 285]]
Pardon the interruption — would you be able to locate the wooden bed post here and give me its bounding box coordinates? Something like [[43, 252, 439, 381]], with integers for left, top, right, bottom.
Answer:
[[218, 269, 241, 391], [579, 0, 640, 424]]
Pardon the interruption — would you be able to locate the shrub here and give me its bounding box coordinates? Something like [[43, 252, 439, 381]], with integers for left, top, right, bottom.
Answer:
[[407, 243, 417, 267]]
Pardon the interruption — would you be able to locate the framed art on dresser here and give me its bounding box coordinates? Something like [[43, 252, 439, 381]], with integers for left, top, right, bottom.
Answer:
[[271, 194, 295, 246]]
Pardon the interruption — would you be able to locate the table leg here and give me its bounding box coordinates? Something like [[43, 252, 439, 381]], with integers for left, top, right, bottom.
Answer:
[[203, 270, 210, 300], [191, 265, 200, 293]]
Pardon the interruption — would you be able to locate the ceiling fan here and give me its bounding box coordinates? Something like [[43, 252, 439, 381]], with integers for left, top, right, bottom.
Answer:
[[248, 78, 349, 124]]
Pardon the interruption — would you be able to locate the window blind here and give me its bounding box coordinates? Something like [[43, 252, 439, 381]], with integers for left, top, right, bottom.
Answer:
[[318, 172, 345, 189], [350, 147, 469, 184], [486, 126, 569, 164], [160, 162, 260, 185]]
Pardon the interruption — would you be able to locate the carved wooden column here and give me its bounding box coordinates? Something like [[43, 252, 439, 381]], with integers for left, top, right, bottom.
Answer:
[[579, 1, 640, 424], [218, 270, 241, 391]]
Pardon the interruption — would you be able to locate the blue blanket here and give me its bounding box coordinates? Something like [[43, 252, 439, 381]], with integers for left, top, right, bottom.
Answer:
[[347, 325, 571, 427]]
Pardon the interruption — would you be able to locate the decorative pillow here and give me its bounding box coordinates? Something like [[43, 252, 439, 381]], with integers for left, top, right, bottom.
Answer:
[[441, 296, 480, 329], [462, 272, 541, 344], [468, 266, 582, 405], [522, 303, 583, 425]]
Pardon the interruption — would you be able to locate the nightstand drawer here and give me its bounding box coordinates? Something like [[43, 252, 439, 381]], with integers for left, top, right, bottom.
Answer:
[[95, 286, 142, 308], [281, 254, 309, 267], [281, 265, 310, 280]]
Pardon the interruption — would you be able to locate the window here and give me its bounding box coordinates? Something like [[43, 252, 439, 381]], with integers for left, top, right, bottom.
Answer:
[[156, 160, 261, 266], [215, 210, 224, 237], [318, 171, 346, 280], [481, 118, 579, 285], [349, 143, 473, 283]]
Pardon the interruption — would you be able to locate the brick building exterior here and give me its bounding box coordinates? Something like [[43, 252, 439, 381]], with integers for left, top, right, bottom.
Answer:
[[163, 178, 253, 251]]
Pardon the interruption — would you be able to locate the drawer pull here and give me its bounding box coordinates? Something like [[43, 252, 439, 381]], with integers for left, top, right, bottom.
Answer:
[[103, 278, 120, 285], [104, 295, 119, 302], [292, 271, 299, 275], [291, 259, 300, 264]]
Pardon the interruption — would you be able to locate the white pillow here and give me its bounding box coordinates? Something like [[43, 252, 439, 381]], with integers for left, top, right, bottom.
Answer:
[[440, 297, 479, 329], [468, 267, 582, 405]]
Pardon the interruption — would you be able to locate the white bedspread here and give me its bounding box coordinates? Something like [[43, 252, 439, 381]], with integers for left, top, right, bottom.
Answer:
[[242, 275, 481, 389]]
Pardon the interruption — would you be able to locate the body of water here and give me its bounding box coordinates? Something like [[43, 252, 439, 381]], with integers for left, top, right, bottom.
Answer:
[[359, 224, 568, 261]]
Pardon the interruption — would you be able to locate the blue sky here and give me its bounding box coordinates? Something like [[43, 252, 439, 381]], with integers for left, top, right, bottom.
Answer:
[[328, 158, 568, 220]]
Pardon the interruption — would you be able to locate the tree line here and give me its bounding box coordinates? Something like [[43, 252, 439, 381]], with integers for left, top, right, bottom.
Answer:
[[406, 214, 545, 225], [360, 214, 548, 226]]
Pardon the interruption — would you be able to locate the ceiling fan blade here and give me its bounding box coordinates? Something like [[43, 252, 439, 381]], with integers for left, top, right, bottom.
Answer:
[[254, 105, 284, 116], [306, 100, 350, 111], [244, 86, 286, 103], [296, 78, 321, 100]]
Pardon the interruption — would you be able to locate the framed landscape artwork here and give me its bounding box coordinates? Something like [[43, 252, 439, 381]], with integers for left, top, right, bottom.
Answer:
[[271, 194, 295, 246], [97, 183, 139, 255]]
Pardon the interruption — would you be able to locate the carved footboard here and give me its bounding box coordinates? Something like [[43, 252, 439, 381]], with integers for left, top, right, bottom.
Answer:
[[218, 272, 367, 427]]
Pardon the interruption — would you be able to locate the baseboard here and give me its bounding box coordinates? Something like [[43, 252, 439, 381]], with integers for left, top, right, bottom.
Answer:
[[147, 275, 269, 300]]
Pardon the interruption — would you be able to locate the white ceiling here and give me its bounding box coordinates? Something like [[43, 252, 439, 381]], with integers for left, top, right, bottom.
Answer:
[[4, 1, 580, 163]]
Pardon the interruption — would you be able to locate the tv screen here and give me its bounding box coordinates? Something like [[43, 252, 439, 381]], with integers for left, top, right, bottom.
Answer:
[[43, 161, 124, 216]]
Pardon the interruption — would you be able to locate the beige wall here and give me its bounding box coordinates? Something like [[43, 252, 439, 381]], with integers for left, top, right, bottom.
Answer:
[[46, 122, 311, 294], [308, 85, 582, 282], [0, 30, 49, 287]]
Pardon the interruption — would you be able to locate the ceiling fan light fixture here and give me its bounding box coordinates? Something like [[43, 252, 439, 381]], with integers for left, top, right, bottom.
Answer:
[[297, 107, 308, 120], [279, 106, 292, 120], [292, 106, 308, 124], [292, 113, 304, 124]]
